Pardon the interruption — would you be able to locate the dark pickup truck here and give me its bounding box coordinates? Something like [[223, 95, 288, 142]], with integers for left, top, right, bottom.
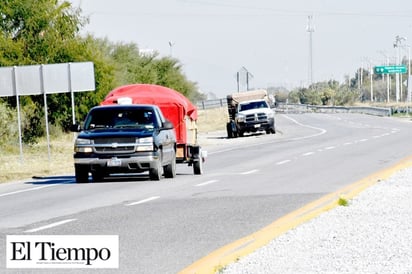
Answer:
[[71, 104, 176, 183]]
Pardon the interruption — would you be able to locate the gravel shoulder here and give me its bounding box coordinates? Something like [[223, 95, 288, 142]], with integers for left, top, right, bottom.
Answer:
[[222, 165, 412, 273]]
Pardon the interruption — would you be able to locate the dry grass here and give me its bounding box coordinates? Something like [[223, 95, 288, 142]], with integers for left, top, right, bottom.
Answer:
[[0, 108, 228, 183], [197, 107, 228, 132], [0, 134, 75, 183]]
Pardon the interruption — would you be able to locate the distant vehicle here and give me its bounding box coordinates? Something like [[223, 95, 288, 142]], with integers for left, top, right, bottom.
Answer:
[[226, 89, 276, 138], [71, 84, 205, 183]]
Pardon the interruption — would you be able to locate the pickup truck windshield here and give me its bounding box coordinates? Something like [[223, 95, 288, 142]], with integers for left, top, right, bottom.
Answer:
[[239, 101, 268, 112], [84, 108, 157, 130]]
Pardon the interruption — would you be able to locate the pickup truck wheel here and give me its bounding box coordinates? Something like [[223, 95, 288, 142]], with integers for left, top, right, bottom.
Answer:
[[149, 160, 162, 181], [91, 170, 105, 182], [75, 165, 89, 183], [164, 150, 176, 178]]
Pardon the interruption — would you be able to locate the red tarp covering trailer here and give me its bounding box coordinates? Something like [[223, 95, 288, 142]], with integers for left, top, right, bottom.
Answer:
[[101, 84, 204, 174]]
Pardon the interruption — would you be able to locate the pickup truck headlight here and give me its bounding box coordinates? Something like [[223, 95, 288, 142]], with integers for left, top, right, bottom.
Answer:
[[74, 138, 93, 153], [267, 110, 274, 118], [236, 113, 246, 122], [136, 136, 154, 151]]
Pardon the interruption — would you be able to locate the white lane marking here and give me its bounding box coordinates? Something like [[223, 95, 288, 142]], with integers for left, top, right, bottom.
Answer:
[[195, 180, 218, 187], [241, 169, 259, 175], [372, 135, 381, 139], [0, 184, 58, 198], [210, 115, 327, 156], [325, 146, 335, 150], [359, 139, 368, 142], [282, 115, 327, 140], [344, 142, 353, 145], [25, 219, 77, 233], [302, 152, 314, 156], [276, 160, 291, 165], [125, 196, 160, 206]]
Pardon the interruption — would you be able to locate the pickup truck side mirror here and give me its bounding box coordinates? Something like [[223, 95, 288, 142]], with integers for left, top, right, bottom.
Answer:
[[70, 124, 81, 132], [162, 120, 174, 130]]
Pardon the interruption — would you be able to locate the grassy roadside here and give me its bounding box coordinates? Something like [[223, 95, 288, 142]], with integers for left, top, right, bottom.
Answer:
[[0, 134, 75, 183], [0, 108, 228, 183]]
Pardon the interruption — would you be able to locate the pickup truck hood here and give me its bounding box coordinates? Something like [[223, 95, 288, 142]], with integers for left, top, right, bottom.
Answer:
[[78, 129, 154, 140]]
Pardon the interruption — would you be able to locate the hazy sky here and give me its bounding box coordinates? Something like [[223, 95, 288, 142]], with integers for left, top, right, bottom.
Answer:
[[69, 0, 412, 97]]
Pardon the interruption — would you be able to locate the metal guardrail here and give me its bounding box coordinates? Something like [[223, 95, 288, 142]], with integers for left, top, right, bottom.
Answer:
[[196, 99, 227, 109], [196, 99, 392, 116], [276, 103, 391, 116]]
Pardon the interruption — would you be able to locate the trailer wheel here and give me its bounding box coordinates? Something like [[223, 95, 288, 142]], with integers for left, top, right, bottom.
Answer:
[[193, 148, 204, 175], [164, 151, 176, 178], [227, 122, 233, 138], [75, 165, 89, 183], [193, 159, 203, 175], [227, 122, 238, 138]]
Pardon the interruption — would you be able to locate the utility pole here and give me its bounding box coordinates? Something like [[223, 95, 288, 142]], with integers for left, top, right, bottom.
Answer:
[[236, 72, 240, 92], [378, 51, 390, 102], [168, 41, 174, 56], [393, 35, 407, 102], [306, 15, 315, 86]]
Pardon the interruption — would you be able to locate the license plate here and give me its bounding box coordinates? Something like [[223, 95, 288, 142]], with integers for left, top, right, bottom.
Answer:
[[254, 124, 261, 128], [108, 158, 122, 167]]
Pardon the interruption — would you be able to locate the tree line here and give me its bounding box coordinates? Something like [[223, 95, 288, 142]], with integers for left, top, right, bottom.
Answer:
[[0, 0, 204, 145]]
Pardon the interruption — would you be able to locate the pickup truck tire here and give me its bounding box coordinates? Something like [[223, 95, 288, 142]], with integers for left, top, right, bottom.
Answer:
[[164, 150, 176, 178], [149, 159, 162, 181], [75, 165, 89, 183], [92, 170, 105, 182]]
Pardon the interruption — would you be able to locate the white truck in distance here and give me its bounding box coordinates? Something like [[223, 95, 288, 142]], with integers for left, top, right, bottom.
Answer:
[[226, 89, 276, 138]]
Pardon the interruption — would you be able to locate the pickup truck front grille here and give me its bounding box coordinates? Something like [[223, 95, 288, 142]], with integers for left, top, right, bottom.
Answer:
[[245, 113, 267, 122], [93, 137, 136, 154], [95, 146, 135, 153]]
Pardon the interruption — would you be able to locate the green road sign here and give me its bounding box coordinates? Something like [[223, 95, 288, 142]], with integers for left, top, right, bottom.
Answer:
[[374, 65, 407, 74]]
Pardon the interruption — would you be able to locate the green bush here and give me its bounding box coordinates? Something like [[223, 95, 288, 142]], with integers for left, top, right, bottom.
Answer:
[[0, 102, 19, 146]]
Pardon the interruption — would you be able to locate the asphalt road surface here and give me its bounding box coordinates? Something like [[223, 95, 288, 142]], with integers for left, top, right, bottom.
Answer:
[[1, 113, 412, 273]]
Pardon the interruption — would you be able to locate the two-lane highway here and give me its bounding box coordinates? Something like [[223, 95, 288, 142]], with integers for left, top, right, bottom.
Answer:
[[1, 113, 412, 273]]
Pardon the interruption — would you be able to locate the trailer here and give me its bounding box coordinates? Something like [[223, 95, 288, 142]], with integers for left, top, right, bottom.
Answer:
[[101, 84, 205, 175]]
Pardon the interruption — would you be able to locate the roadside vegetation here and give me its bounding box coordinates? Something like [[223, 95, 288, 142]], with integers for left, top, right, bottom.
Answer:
[[338, 195, 350, 207], [0, 0, 204, 147]]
